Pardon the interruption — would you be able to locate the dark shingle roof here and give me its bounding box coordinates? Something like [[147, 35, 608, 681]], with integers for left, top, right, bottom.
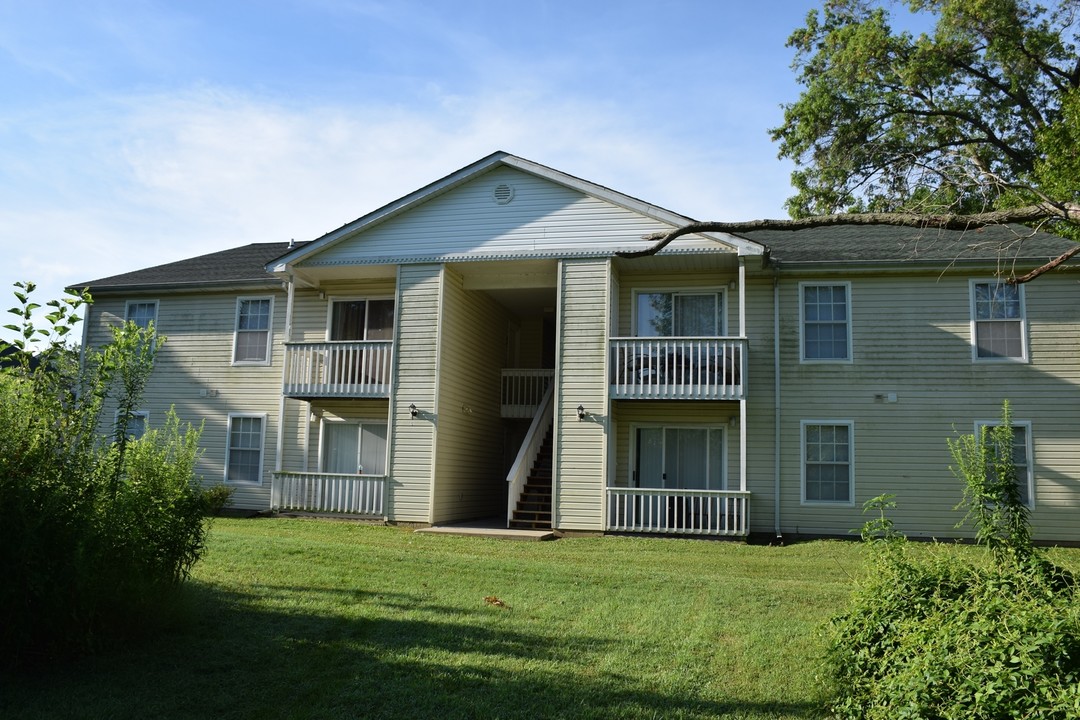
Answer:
[[740, 224, 1077, 265], [71, 242, 304, 293]]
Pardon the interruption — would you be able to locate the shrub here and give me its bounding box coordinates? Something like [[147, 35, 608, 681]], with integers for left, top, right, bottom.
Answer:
[[826, 402, 1080, 719], [0, 282, 211, 667]]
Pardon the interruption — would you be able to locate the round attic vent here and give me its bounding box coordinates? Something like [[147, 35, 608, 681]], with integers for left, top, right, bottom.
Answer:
[[492, 183, 515, 205]]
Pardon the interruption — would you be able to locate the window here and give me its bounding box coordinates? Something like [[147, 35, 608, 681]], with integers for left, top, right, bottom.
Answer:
[[116, 410, 148, 439], [634, 291, 722, 337], [971, 280, 1026, 360], [800, 283, 851, 361], [226, 414, 265, 484], [321, 421, 388, 476], [233, 297, 273, 364], [976, 420, 1034, 506], [125, 301, 158, 329], [802, 421, 854, 504], [329, 298, 394, 341], [632, 426, 726, 490]]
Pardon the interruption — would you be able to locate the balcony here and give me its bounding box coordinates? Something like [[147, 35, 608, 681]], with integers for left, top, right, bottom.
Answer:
[[607, 488, 749, 536], [283, 341, 392, 398], [272, 471, 386, 516], [609, 337, 746, 400]]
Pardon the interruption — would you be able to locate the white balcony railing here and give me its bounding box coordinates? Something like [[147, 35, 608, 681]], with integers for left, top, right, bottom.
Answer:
[[609, 337, 745, 400], [501, 369, 555, 418], [607, 488, 749, 536], [283, 341, 392, 398], [272, 472, 386, 516]]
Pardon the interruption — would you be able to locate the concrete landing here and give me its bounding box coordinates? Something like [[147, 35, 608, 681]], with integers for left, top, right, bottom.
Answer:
[[414, 525, 558, 541]]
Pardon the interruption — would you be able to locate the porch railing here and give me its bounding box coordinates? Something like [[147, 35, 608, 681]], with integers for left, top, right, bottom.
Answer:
[[501, 369, 555, 418], [272, 471, 386, 516], [609, 337, 746, 400], [606, 488, 749, 536], [283, 341, 392, 398]]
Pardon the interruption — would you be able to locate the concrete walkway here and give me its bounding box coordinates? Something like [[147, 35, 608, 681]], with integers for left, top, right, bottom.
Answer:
[[414, 523, 558, 541]]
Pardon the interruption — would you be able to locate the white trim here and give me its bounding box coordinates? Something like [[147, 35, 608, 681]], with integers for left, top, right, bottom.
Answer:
[[231, 296, 274, 366], [630, 287, 727, 337], [800, 420, 855, 506], [124, 299, 158, 329], [798, 281, 853, 364], [225, 412, 267, 485], [974, 419, 1035, 507], [969, 279, 1029, 363], [627, 422, 729, 491]]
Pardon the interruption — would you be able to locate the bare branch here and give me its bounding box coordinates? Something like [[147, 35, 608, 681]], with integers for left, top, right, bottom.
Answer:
[[617, 203, 1080, 259], [1012, 244, 1080, 283]]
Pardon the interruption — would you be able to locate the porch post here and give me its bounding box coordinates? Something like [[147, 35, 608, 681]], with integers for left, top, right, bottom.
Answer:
[[740, 397, 747, 492], [738, 258, 746, 338]]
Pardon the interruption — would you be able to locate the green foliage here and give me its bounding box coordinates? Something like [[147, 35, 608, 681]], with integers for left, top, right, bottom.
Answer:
[[0, 282, 210, 667], [827, 409, 1078, 718], [948, 400, 1032, 560], [774, 0, 1080, 232]]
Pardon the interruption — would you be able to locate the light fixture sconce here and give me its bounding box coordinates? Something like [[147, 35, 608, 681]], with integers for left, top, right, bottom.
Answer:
[[409, 403, 418, 418], [729, 415, 738, 428], [577, 404, 587, 420]]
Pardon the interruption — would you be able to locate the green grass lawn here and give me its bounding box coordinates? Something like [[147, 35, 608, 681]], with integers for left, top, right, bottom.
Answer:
[[3, 519, 863, 719]]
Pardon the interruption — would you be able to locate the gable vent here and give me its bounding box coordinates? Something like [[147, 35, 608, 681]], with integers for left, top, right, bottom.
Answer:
[[492, 183, 515, 205]]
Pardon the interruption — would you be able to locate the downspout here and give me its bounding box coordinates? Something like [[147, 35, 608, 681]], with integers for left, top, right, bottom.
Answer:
[[773, 261, 783, 540]]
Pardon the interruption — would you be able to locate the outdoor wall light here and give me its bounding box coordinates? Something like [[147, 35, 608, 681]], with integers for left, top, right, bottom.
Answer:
[[577, 404, 587, 419], [409, 403, 418, 418]]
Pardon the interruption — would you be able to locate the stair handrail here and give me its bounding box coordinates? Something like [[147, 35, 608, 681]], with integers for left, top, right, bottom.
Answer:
[[505, 381, 555, 527]]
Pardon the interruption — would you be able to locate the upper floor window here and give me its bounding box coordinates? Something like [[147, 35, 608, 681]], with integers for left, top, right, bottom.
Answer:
[[800, 283, 851, 362], [971, 280, 1027, 361], [329, 299, 394, 341], [634, 291, 722, 337], [125, 301, 158, 329], [233, 297, 273, 365], [802, 421, 854, 505]]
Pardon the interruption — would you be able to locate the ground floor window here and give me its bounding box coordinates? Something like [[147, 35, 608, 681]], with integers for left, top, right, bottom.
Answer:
[[632, 425, 726, 490], [802, 421, 854, 504], [321, 421, 388, 475], [976, 420, 1034, 507], [226, 414, 265, 484]]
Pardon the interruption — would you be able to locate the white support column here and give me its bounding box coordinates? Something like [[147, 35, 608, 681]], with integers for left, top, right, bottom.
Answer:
[[738, 258, 747, 338], [740, 397, 747, 492], [274, 277, 296, 474]]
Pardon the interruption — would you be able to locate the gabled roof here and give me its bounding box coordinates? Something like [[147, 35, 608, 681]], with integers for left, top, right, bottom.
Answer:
[[72, 242, 305, 293], [743, 224, 1078, 266], [268, 151, 762, 272]]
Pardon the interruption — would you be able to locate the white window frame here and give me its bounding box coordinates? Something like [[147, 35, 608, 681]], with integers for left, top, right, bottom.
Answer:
[[974, 419, 1034, 508], [969, 279, 1028, 362], [124, 300, 158, 330], [115, 409, 149, 439], [799, 282, 852, 363], [225, 413, 267, 485], [800, 420, 855, 506], [232, 296, 274, 366], [630, 288, 726, 337], [317, 418, 390, 476], [626, 423, 728, 490], [324, 296, 396, 341]]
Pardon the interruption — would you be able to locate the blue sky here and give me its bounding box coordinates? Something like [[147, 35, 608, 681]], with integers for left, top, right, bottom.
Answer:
[[0, 0, 824, 339]]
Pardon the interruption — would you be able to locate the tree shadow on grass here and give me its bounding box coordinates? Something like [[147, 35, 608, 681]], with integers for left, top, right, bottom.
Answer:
[[1, 580, 827, 720]]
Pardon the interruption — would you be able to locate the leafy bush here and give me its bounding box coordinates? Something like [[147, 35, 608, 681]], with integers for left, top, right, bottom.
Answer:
[[0, 282, 210, 667], [826, 402, 1080, 719]]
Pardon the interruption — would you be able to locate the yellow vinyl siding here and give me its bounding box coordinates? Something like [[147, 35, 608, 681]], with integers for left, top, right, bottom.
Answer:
[[430, 267, 511, 523], [386, 265, 442, 522], [85, 289, 286, 510], [774, 271, 1080, 541], [554, 259, 610, 531]]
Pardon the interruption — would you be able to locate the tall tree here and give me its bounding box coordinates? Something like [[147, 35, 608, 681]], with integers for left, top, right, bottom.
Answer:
[[625, 0, 1080, 280]]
